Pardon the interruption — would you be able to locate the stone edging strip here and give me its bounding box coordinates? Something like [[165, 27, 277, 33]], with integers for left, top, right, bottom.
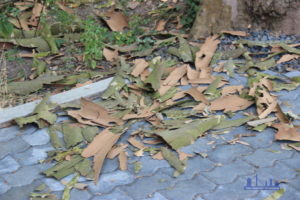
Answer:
[[0, 77, 113, 127]]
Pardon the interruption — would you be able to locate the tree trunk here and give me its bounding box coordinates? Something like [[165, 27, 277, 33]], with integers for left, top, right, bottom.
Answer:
[[190, 0, 300, 39]]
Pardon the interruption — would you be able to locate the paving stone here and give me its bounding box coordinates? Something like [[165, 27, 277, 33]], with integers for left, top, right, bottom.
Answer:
[[251, 184, 300, 200], [208, 143, 253, 164], [1, 179, 42, 200], [19, 125, 37, 135], [143, 192, 168, 200], [159, 175, 216, 200], [2, 165, 41, 187], [22, 128, 50, 146], [203, 177, 258, 200], [0, 177, 11, 195], [179, 137, 214, 155], [288, 175, 300, 191], [202, 159, 255, 185], [0, 156, 20, 175], [88, 170, 135, 194], [91, 188, 133, 200], [241, 128, 274, 149], [255, 161, 297, 181], [120, 172, 176, 199], [128, 156, 169, 177], [70, 189, 92, 200], [242, 145, 294, 168], [14, 145, 54, 165], [0, 126, 19, 142], [0, 137, 30, 159], [43, 178, 65, 191], [279, 152, 300, 170], [161, 156, 216, 181]]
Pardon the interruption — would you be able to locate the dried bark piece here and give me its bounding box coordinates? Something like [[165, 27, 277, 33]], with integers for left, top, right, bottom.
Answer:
[[210, 95, 253, 112], [118, 151, 128, 171], [184, 87, 209, 104], [104, 10, 128, 31], [163, 64, 187, 86], [221, 30, 247, 37], [103, 48, 118, 62], [273, 123, 300, 142], [131, 59, 149, 77]]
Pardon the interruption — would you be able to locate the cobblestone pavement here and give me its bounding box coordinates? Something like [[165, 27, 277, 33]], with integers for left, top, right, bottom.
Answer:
[[0, 71, 300, 200]]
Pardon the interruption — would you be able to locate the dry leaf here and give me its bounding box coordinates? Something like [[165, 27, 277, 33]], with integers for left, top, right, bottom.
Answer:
[[277, 54, 299, 64], [131, 59, 149, 77], [118, 151, 127, 170], [152, 151, 164, 160], [184, 87, 208, 104], [163, 64, 187, 86], [103, 48, 118, 62], [107, 144, 128, 159], [195, 35, 220, 78], [221, 30, 247, 37], [30, 3, 43, 21], [221, 85, 243, 96], [128, 137, 146, 150], [210, 95, 253, 112], [68, 98, 123, 127], [156, 20, 167, 31], [104, 10, 128, 31], [273, 123, 300, 142]]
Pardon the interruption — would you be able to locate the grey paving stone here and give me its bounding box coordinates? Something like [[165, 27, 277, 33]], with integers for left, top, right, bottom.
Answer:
[[2, 165, 41, 187], [241, 128, 274, 149], [0, 177, 11, 195], [250, 184, 300, 200], [88, 170, 135, 194], [143, 192, 168, 200], [242, 145, 294, 168], [70, 189, 92, 200], [91, 188, 133, 200], [255, 161, 297, 181], [0, 155, 20, 175], [43, 178, 65, 192], [20, 125, 38, 135], [288, 175, 300, 191], [22, 128, 50, 146], [279, 151, 300, 170], [208, 143, 253, 164], [14, 145, 54, 165], [0, 126, 19, 142], [0, 179, 42, 200], [179, 137, 214, 155], [0, 137, 30, 159], [161, 156, 216, 181], [159, 175, 216, 200], [203, 177, 258, 200], [202, 159, 255, 185], [120, 172, 176, 199], [128, 156, 169, 177]]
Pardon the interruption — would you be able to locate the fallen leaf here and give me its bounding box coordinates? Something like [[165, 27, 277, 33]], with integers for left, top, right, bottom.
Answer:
[[221, 85, 243, 96], [161, 147, 186, 175], [131, 59, 149, 77], [107, 144, 128, 159], [221, 30, 247, 37], [184, 87, 209, 104], [128, 137, 147, 150], [118, 151, 127, 171], [210, 95, 253, 112], [30, 3, 43, 21], [104, 10, 128, 31], [156, 20, 167, 31], [195, 35, 220, 78], [163, 64, 187, 86], [277, 54, 299, 64], [103, 48, 118, 62], [68, 98, 123, 127], [273, 123, 300, 142]]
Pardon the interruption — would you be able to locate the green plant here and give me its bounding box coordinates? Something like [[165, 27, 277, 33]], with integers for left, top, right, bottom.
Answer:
[[80, 18, 107, 69], [0, 6, 20, 38], [179, 0, 201, 29]]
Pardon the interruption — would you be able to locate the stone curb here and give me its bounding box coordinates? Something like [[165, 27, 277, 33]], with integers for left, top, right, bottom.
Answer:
[[0, 77, 113, 127]]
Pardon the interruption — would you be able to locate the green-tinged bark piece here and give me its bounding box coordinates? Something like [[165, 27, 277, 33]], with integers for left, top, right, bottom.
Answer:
[[145, 61, 166, 91], [0, 37, 50, 52], [279, 43, 300, 54], [55, 73, 91, 85], [213, 116, 255, 130], [102, 75, 126, 99], [33, 58, 47, 75], [291, 76, 300, 82], [134, 161, 142, 174], [62, 124, 84, 148], [263, 188, 285, 200], [8, 75, 64, 95], [161, 147, 186, 176], [30, 192, 58, 200], [223, 60, 235, 77], [252, 124, 267, 132], [51, 147, 82, 162], [220, 47, 247, 60], [48, 127, 64, 149], [81, 126, 99, 143], [62, 174, 79, 200], [156, 116, 225, 149], [74, 159, 94, 178], [204, 76, 223, 99], [178, 37, 193, 62], [271, 81, 300, 92], [156, 87, 178, 102], [255, 58, 276, 70], [162, 109, 197, 119], [34, 184, 47, 192], [43, 155, 83, 179], [15, 96, 57, 128]]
